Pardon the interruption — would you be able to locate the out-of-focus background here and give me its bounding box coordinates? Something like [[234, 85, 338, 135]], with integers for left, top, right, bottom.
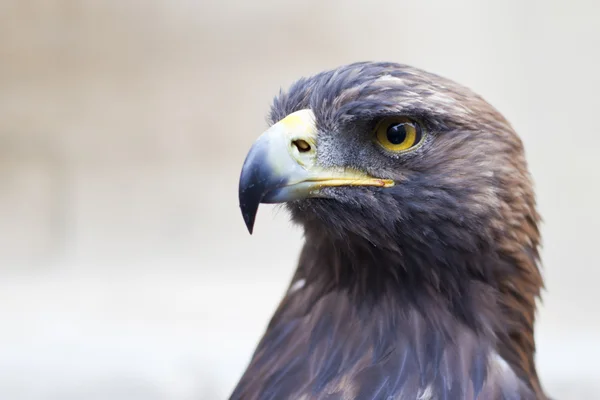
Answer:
[[1, 1, 599, 399]]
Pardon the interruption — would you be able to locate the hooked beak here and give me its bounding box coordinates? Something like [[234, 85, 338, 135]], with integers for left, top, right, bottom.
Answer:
[[238, 109, 394, 233]]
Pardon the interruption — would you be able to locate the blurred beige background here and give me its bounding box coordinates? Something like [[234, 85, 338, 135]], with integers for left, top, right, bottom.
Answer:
[[0, 0, 599, 399]]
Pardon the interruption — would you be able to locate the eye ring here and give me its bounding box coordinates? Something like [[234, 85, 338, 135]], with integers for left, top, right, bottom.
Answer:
[[374, 117, 424, 153]]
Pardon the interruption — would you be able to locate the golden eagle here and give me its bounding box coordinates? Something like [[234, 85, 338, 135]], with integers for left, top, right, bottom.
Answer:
[[235, 62, 547, 400]]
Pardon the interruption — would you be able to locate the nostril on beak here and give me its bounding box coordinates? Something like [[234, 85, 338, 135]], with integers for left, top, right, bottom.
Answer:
[[292, 139, 311, 153]]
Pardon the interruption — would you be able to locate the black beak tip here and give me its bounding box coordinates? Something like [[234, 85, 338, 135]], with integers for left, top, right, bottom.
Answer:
[[238, 142, 279, 235], [239, 183, 261, 235], [241, 204, 256, 234]]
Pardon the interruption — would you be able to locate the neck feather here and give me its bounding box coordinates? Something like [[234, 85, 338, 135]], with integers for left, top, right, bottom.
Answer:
[[292, 227, 545, 395], [231, 227, 546, 400]]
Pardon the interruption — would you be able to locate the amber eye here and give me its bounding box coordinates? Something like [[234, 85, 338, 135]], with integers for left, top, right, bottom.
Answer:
[[375, 117, 423, 152]]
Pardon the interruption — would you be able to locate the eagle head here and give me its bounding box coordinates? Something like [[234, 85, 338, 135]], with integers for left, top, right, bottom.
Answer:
[[235, 62, 546, 400]]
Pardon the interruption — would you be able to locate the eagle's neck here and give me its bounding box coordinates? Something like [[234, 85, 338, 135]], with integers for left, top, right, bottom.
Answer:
[[231, 231, 546, 400]]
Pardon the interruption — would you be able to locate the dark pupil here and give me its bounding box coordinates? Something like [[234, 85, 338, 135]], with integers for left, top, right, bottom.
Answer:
[[386, 123, 408, 144]]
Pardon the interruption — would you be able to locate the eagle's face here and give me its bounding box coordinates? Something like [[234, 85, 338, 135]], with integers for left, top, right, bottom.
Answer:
[[240, 62, 536, 256]]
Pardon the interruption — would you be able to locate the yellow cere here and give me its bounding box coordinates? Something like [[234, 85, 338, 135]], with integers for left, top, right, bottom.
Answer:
[[278, 109, 317, 138]]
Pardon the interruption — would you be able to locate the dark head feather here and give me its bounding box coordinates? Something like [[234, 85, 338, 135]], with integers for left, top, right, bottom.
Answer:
[[232, 62, 547, 400]]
